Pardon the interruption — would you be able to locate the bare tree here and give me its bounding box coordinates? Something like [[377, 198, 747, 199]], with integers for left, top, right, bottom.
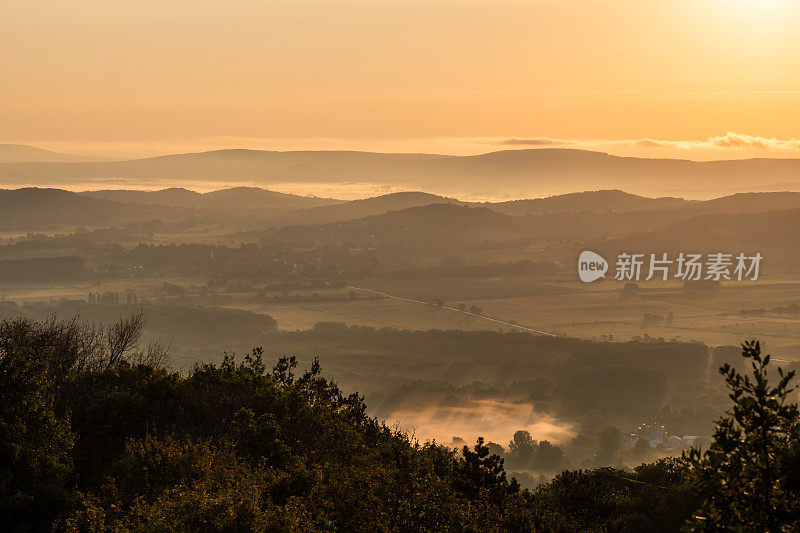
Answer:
[[103, 309, 146, 369], [129, 337, 172, 369], [1, 309, 168, 376]]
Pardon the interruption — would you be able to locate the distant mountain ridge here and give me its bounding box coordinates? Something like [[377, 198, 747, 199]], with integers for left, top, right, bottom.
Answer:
[[0, 144, 101, 163], [4, 147, 800, 197]]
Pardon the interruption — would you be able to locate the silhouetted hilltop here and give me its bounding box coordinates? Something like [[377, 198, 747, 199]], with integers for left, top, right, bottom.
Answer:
[[81, 186, 339, 211], [201, 186, 339, 210], [693, 191, 800, 214], [269, 191, 461, 226], [80, 188, 202, 207], [489, 189, 688, 215]]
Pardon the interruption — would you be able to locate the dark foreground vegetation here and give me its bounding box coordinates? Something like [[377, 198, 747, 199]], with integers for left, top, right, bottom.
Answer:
[[2, 315, 799, 531]]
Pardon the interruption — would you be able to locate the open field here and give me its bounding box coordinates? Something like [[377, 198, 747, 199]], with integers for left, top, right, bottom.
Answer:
[[226, 277, 800, 359], [5, 272, 800, 358]]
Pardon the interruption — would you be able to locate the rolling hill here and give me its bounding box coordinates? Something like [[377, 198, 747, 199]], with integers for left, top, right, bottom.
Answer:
[[264, 191, 461, 226], [595, 207, 800, 272], [0, 188, 172, 230], [691, 192, 800, 214], [273, 203, 519, 252], [7, 185, 800, 260]]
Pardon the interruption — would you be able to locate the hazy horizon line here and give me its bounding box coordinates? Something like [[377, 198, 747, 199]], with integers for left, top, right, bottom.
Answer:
[[7, 132, 800, 163]]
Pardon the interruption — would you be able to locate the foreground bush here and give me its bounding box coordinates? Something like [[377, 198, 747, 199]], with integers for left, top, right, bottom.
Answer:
[[0, 315, 532, 531], [1, 314, 798, 531]]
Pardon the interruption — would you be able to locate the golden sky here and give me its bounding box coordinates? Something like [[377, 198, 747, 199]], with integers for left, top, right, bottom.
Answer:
[[3, 0, 800, 159]]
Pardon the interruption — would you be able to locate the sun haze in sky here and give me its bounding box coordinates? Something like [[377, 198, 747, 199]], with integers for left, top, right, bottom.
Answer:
[[3, 0, 800, 159]]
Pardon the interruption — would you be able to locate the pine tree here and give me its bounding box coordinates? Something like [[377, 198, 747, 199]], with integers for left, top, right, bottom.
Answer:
[[684, 340, 800, 531]]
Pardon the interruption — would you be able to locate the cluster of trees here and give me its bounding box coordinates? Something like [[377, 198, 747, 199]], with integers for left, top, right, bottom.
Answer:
[[2, 313, 800, 531], [503, 431, 567, 473]]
